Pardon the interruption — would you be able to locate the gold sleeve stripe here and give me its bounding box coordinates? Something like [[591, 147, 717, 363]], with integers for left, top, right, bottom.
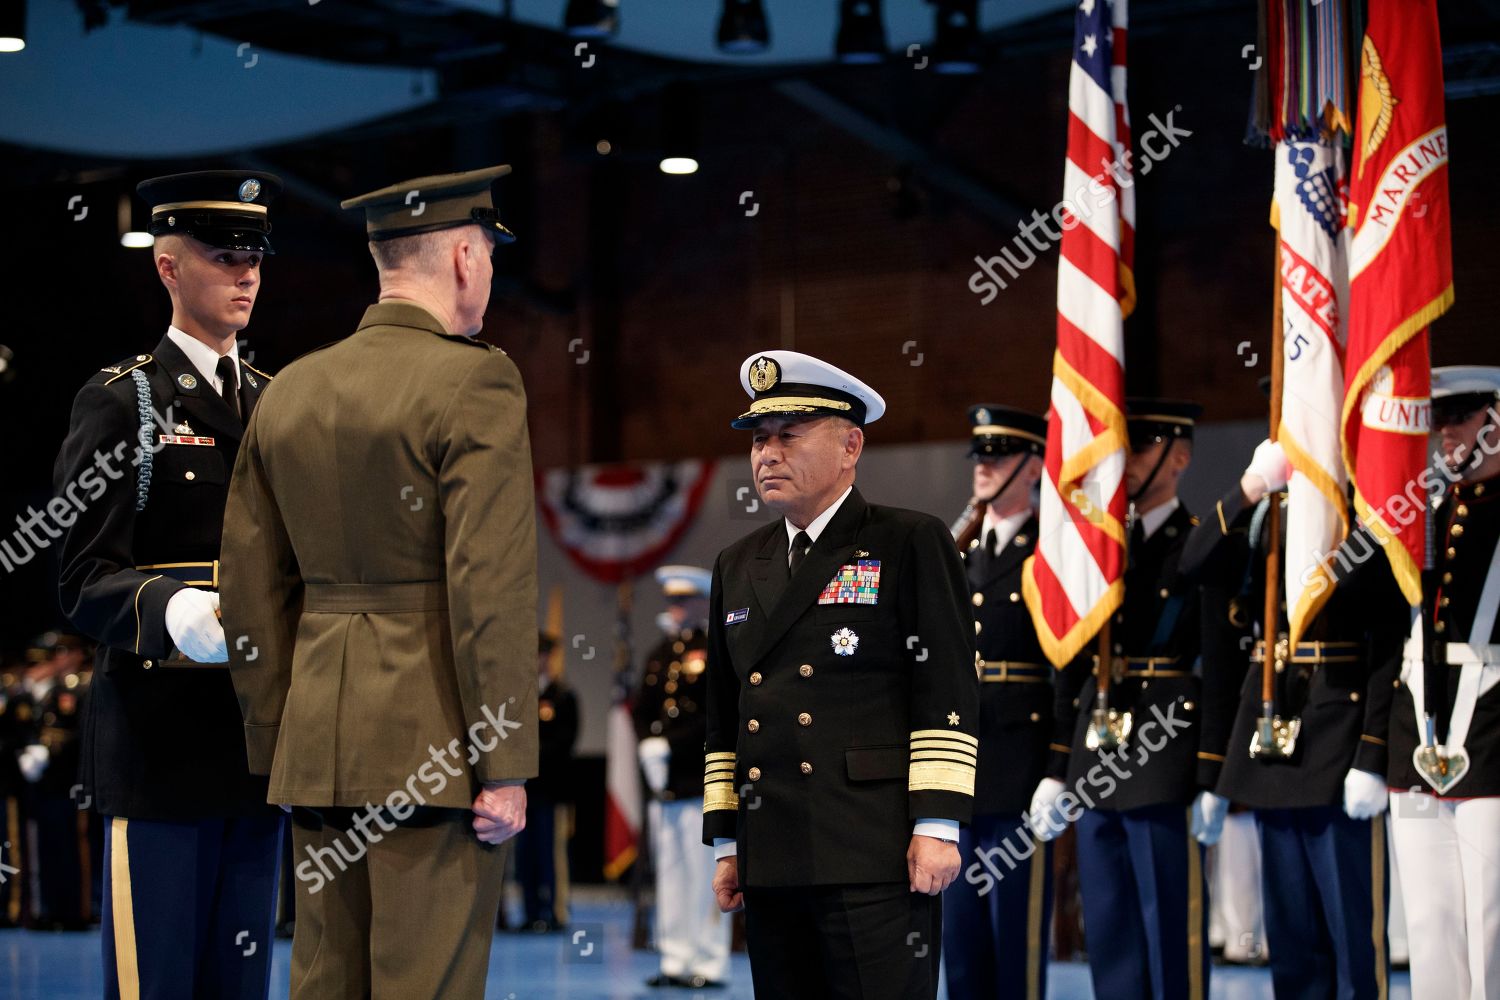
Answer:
[[703, 784, 739, 813], [1049, 742, 1072, 754], [1360, 734, 1386, 746], [911, 729, 978, 748], [705, 751, 737, 763], [1196, 751, 1226, 762], [911, 751, 978, 767], [910, 738, 978, 753], [909, 760, 976, 796]]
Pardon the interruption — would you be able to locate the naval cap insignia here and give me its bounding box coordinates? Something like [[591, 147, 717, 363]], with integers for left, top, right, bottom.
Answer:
[[749, 356, 780, 393], [976, 408, 990, 424], [177, 373, 198, 390], [238, 178, 262, 203]]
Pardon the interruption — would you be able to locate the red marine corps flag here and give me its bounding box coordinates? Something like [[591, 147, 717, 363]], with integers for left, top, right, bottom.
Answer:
[[1021, 0, 1133, 666], [1342, 0, 1454, 604]]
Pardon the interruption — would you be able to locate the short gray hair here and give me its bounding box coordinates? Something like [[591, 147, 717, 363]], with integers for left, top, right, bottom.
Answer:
[[367, 229, 456, 274]]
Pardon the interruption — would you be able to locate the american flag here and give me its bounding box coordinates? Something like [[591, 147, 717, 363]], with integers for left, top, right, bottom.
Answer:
[[1021, 0, 1134, 667]]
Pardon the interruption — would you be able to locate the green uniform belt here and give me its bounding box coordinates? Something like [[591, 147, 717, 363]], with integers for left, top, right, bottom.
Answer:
[[303, 581, 448, 613], [979, 661, 1049, 683]]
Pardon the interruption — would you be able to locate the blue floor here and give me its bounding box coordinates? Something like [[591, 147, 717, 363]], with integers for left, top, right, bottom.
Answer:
[[0, 896, 1411, 999]]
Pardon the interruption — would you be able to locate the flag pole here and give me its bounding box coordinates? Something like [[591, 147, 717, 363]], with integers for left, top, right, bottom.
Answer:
[[1256, 251, 1291, 758]]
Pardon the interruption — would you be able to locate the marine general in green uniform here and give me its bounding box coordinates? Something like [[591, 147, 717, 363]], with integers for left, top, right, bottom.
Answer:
[[220, 165, 538, 1000]]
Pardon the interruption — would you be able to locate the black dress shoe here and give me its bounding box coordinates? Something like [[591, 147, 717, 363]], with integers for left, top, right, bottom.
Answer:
[[676, 975, 726, 989], [645, 974, 676, 988]]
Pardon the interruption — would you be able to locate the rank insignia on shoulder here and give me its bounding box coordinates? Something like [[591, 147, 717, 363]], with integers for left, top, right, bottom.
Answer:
[[100, 365, 123, 374], [725, 608, 749, 625], [830, 627, 859, 656], [818, 559, 880, 605]]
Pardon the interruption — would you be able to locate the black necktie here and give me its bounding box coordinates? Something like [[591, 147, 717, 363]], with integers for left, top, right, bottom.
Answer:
[[789, 531, 812, 577], [984, 528, 998, 559], [216, 356, 241, 424]]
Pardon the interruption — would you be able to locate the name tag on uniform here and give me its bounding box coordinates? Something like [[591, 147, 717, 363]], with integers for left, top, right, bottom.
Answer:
[[725, 608, 750, 625], [818, 560, 880, 605], [158, 434, 216, 447]]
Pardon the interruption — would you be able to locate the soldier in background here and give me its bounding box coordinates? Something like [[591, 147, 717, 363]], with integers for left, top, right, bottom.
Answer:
[[943, 405, 1055, 1000], [1029, 399, 1236, 1000], [634, 565, 730, 989], [512, 631, 579, 932], [16, 632, 93, 930], [0, 655, 30, 927], [1182, 438, 1404, 999]]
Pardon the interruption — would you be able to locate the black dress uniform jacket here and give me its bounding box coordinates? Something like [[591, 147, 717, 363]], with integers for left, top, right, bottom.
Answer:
[[963, 515, 1055, 815], [1388, 474, 1500, 796], [54, 334, 271, 820], [1182, 486, 1406, 808], [634, 626, 711, 801], [701, 488, 980, 888], [534, 679, 580, 803], [1051, 503, 1234, 809]]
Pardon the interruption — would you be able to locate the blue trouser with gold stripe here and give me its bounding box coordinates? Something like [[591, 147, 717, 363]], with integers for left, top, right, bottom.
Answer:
[[102, 813, 283, 1000], [1075, 803, 1208, 1000], [1257, 807, 1388, 1000], [942, 813, 1052, 1000]]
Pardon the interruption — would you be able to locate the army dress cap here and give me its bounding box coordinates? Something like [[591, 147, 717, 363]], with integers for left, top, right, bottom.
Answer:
[[733, 350, 886, 430], [655, 565, 712, 599], [968, 404, 1046, 459], [1126, 397, 1202, 448], [341, 164, 516, 243], [1432, 366, 1500, 425], [137, 170, 282, 253]]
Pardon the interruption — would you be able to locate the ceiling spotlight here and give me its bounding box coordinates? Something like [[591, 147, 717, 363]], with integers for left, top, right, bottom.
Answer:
[[659, 83, 701, 176], [0, 0, 26, 53], [717, 0, 769, 55], [836, 0, 886, 64], [932, 0, 982, 75], [118, 192, 153, 249], [564, 0, 619, 39]]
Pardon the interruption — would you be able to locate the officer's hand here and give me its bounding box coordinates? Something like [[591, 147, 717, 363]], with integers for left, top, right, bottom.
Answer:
[[907, 835, 959, 895], [713, 857, 744, 913], [165, 588, 228, 662], [1343, 768, 1389, 820], [1241, 439, 1291, 504], [472, 782, 526, 844], [1027, 777, 1070, 841], [1190, 790, 1230, 845], [637, 736, 671, 795]]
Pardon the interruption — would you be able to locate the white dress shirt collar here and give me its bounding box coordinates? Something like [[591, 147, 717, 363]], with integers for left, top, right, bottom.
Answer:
[[981, 508, 1033, 552], [167, 326, 238, 392], [1137, 495, 1181, 541], [786, 484, 854, 550]]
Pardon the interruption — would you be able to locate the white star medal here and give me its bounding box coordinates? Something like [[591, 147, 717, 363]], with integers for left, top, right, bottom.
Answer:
[[830, 628, 859, 656]]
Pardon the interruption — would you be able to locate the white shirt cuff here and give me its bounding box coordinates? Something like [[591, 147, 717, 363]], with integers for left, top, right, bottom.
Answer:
[[912, 819, 960, 842], [713, 837, 738, 859]]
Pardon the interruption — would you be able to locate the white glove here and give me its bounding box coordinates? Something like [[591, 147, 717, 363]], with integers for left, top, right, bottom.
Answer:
[[637, 736, 670, 795], [1190, 790, 1230, 845], [1241, 439, 1292, 502], [1026, 777, 1070, 841], [1343, 768, 1389, 820], [17, 744, 49, 783], [165, 588, 227, 663]]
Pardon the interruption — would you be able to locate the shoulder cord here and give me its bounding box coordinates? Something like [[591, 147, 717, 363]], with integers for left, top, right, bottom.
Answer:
[[130, 369, 154, 511]]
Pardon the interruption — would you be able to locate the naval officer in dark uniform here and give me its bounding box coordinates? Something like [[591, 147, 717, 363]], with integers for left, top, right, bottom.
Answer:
[[1028, 399, 1235, 1000], [943, 405, 1054, 1000], [1181, 438, 1404, 1000], [1387, 365, 1500, 998], [702, 350, 979, 1000], [53, 170, 284, 999]]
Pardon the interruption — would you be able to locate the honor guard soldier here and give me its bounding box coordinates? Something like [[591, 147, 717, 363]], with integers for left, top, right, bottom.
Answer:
[[1181, 438, 1405, 999], [15, 632, 94, 930], [1028, 399, 1234, 1000], [53, 170, 284, 999], [512, 631, 579, 932], [702, 350, 980, 1000], [0, 656, 31, 926], [221, 165, 538, 1000], [635, 565, 731, 989], [1387, 366, 1500, 998], [943, 405, 1054, 1000]]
